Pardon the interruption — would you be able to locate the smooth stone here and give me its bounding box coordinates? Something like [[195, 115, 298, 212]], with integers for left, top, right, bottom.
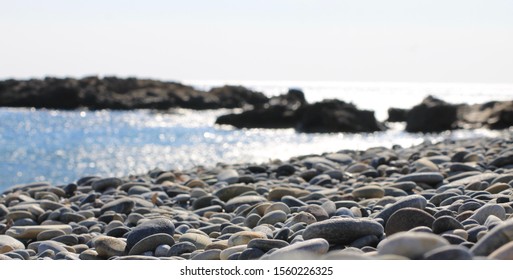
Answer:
[[265, 202, 291, 215], [385, 208, 435, 236], [155, 172, 176, 184], [227, 231, 267, 246], [101, 198, 136, 214], [167, 242, 197, 256], [432, 216, 464, 234], [60, 212, 86, 223], [220, 244, 247, 260], [485, 183, 511, 194], [352, 186, 385, 199], [446, 173, 498, 187], [225, 195, 267, 212], [268, 187, 310, 200], [6, 225, 72, 239], [191, 249, 221, 260], [489, 241, 513, 259], [423, 245, 473, 260], [125, 218, 175, 254], [247, 238, 289, 252], [471, 219, 513, 256], [214, 185, 255, 202], [375, 195, 428, 224], [395, 172, 444, 184], [37, 241, 68, 255], [128, 233, 175, 255], [217, 169, 239, 184], [301, 205, 329, 221], [92, 177, 123, 192], [257, 210, 287, 225], [414, 158, 439, 172], [6, 210, 34, 221], [377, 232, 450, 259], [303, 218, 384, 245], [238, 248, 265, 260], [154, 244, 171, 257], [179, 233, 212, 249], [244, 213, 261, 228], [468, 204, 506, 224], [262, 238, 329, 260], [285, 212, 317, 227], [79, 249, 101, 260], [94, 236, 126, 258], [0, 235, 25, 251], [0, 204, 9, 218], [204, 240, 229, 251], [349, 235, 379, 249], [52, 235, 79, 246]]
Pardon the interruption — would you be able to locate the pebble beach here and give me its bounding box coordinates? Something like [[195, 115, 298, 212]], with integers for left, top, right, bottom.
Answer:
[[2, 133, 513, 260]]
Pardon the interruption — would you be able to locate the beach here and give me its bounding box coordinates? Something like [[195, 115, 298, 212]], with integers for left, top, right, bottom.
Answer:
[[2, 132, 513, 260]]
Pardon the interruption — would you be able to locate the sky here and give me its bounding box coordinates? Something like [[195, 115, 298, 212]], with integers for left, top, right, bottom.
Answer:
[[1, 0, 512, 83]]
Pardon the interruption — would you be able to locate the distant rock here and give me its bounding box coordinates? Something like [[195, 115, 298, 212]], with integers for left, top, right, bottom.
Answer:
[[405, 96, 459, 132], [216, 90, 385, 133], [387, 108, 409, 122], [0, 77, 268, 110]]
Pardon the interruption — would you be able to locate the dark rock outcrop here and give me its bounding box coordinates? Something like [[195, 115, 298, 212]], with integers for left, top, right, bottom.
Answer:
[[405, 96, 459, 133], [387, 108, 409, 123], [0, 77, 268, 110], [458, 101, 513, 130], [216, 90, 385, 133]]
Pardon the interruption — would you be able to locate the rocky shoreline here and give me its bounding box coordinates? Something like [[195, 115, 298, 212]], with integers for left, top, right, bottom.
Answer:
[[2, 134, 513, 260], [2, 77, 512, 133]]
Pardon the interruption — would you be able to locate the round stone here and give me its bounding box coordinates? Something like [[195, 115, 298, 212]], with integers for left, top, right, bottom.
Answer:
[[352, 186, 385, 199], [385, 208, 435, 236], [301, 205, 329, 221], [227, 231, 267, 246], [92, 177, 123, 192], [432, 215, 463, 234], [247, 238, 289, 252], [377, 232, 450, 259], [376, 195, 427, 224], [220, 244, 247, 260], [125, 218, 175, 254], [423, 245, 473, 260], [468, 204, 506, 224], [100, 198, 135, 214], [268, 187, 310, 201], [191, 249, 221, 260], [214, 185, 255, 202], [262, 238, 329, 260], [167, 242, 196, 257], [257, 210, 287, 226], [0, 235, 25, 251], [128, 233, 175, 255], [94, 236, 126, 258], [178, 233, 212, 249], [395, 172, 444, 185], [303, 218, 384, 245], [217, 169, 239, 184], [225, 196, 267, 212]]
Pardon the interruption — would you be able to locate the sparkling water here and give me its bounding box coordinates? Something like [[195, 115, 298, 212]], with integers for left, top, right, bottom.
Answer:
[[1, 81, 512, 189]]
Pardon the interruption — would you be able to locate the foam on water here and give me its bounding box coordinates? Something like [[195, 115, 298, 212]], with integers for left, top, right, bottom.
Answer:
[[1, 81, 512, 189]]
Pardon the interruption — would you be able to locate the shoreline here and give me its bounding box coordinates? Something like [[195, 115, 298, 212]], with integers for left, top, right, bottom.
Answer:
[[2, 133, 513, 260]]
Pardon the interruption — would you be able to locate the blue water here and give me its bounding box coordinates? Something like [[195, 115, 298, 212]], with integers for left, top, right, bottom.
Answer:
[[1, 81, 512, 190]]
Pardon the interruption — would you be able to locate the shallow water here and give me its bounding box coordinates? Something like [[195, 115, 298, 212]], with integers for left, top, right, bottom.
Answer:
[[1, 81, 512, 189]]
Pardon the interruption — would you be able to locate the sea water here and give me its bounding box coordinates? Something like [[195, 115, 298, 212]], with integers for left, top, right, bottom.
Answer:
[[1, 81, 512, 189]]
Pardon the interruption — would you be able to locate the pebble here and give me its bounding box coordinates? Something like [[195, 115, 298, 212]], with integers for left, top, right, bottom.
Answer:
[[377, 232, 450, 259], [303, 218, 383, 245], [5, 136, 513, 260], [227, 231, 267, 246], [128, 233, 175, 255], [94, 236, 126, 258], [384, 208, 435, 236], [125, 218, 175, 254], [262, 238, 329, 260], [376, 195, 428, 224]]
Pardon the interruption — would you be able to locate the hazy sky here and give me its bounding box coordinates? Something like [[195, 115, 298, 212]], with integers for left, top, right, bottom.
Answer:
[[1, 0, 512, 83]]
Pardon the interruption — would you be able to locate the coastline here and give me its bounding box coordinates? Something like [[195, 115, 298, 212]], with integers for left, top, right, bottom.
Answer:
[[2, 133, 513, 260]]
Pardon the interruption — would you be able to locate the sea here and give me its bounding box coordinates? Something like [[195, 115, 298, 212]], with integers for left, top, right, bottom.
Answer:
[[1, 81, 513, 190]]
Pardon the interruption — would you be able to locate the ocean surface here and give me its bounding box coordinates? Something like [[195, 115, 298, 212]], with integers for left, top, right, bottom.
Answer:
[[1, 81, 513, 190]]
